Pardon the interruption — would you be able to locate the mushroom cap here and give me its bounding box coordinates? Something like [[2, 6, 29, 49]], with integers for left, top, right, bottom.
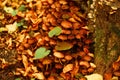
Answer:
[[53, 52, 64, 58]]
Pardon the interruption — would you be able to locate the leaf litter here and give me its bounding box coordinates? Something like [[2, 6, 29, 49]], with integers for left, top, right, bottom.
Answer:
[[0, 0, 115, 80]]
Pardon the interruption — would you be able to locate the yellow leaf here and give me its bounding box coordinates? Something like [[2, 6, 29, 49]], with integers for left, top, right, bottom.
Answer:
[[6, 22, 18, 33]]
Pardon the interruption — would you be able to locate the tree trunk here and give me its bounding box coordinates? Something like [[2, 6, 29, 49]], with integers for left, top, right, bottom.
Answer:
[[94, 1, 120, 75]]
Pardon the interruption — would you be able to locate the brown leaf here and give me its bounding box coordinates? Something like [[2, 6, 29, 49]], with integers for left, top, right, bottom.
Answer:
[[55, 42, 73, 51], [32, 72, 45, 80], [24, 66, 31, 76], [22, 54, 28, 69]]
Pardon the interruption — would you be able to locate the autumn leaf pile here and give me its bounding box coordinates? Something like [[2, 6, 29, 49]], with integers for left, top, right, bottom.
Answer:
[[0, 0, 96, 80]]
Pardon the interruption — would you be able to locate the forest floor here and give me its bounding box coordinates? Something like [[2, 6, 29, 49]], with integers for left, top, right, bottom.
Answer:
[[0, 0, 120, 80]]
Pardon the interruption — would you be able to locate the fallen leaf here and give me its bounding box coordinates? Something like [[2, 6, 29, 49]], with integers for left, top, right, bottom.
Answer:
[[22, 55, 28, 69], [4, 6, 18, 16], [24, 66, 31, 76], [55, 42, 73, 51], [34, 47, 51, 59], [48, 26, 62, 37], [85, 73, 103, 80], [6, 38, 12, 48], [18, 5, 26, 12], [17, 34, 25, 42], [32, 72, 45, 80], [26, 0, 33, 2], [0, 14, 4, 19], [31, 78, 35, 80], [6, 22, 18, 33], [16, 19, 25, 27], [0, 27, 7, 32]]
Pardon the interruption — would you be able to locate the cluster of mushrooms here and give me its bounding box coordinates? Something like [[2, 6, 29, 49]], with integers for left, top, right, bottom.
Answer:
[[0, 0, 96, 80]]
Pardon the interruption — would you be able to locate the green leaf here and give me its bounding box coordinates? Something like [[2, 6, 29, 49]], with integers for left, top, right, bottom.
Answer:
[[15, 78, 21, 80], [31, 78, 35, 80], [4, 6, 18, 16], [4, 7, 14, 13], [55, 42, 73, 51], [0, 27, 7, 32], [11, 10, 18, 16], [18, 5, 26, 12], [16, 19, 25, 27], [34, 47, 51, 59], [48, 26, 62, 38], [16, 22, 23, 27]]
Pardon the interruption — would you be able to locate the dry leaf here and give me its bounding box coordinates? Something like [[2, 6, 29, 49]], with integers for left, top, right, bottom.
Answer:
[[85, 73, 103, 80], [55, 42, 73, 51], [31, 65, 38, 72], [63, 64, 73, 73], [24, 66, 31, 76], [17, 34, 25, 42], [26, 49, 33, 56], [32, 72, 45, 80], [22, 55, 28, 69], [6, 38, 12, 48], [6, 22, 18, 33]]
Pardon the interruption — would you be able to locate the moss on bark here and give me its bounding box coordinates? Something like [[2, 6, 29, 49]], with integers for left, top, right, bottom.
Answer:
[[94, 3, 120, 75]]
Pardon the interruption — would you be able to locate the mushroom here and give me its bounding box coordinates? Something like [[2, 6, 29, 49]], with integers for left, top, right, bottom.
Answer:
[[61, 20, 72, 28], [82, 55, 92, 62], [79, 61, 90, 68], [53, 52, 64, 58], [64, 55, 72, 61], [63, 64, 73, 73]]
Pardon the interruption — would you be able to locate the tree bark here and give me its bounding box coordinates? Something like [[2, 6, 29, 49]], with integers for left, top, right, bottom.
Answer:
[[94, 2, 120, 75]]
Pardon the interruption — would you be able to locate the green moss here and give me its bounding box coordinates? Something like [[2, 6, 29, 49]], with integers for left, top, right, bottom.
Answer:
[[109, 23, 120, 37]]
